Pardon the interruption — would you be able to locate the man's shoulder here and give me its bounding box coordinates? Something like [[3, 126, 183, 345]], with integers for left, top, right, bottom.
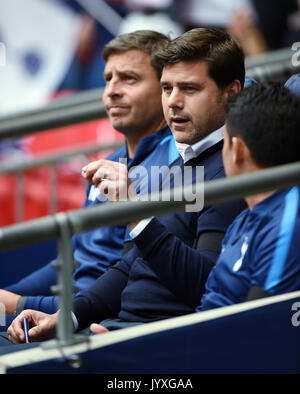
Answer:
[[105, 144, 126, 161], [196, 141, 225, 181]]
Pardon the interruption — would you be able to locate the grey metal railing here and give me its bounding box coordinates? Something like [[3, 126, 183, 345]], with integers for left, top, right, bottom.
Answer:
[[0, 87, 113, 222], [0, 141, 123, 222], [0, 141, 122, 175], [0, 48, 299, 142], [0, 160, 300, 348], [245, 47, 300, 81], [0, 97, 106, 141]]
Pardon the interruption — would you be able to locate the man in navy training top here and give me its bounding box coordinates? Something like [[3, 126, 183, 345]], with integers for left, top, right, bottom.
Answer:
[[7, 28, 248, 342], [0, 30, 181, 316], [199, 82, 300, 311]]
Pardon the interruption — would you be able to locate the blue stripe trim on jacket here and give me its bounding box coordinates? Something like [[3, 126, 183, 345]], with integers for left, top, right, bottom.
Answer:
[[159, 135, 180, 165], [265, 187, 299, 292]]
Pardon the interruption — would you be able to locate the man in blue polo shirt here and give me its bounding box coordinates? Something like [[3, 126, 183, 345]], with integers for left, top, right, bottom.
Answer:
[[0, 30, 180, 316], [199, 82, 300, 311]]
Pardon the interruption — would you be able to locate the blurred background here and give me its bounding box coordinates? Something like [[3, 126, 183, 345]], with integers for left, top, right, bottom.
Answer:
[[1, 0, 300, 115]]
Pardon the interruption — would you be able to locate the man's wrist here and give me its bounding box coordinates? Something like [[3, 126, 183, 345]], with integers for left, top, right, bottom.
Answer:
[[15, 296, 28, 316], [129, 217, 154, 239]]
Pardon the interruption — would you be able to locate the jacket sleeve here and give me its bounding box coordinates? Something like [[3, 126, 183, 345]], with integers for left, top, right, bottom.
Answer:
[[72, 247, 136, 331], [22, 248, 133, 321], [5, 262, 57, 296], [24, 295, 59, 314], [133, 199, 246, 308], [133, 218, 218, 307]]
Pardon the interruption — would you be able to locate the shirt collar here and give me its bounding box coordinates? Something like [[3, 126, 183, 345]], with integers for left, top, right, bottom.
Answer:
[[175, 125, 224, 163], [126, 125, 171, 166]]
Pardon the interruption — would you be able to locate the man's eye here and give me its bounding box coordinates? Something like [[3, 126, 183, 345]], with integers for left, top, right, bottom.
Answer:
[[185, 86, 196, 92], [124, 76, 137, 82], [162, 86, 172, 93]]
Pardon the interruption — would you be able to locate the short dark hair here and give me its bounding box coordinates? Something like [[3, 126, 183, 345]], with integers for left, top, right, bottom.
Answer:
[[154, 28, 245, 90], [102, 30, 170, 79], [226, 82, 300, 167]]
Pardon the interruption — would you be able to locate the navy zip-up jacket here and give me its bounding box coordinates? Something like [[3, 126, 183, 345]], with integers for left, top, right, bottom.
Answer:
[[73, 141, 247, 330], [198, 186, 300, 311], [6, 126, 180, 313]]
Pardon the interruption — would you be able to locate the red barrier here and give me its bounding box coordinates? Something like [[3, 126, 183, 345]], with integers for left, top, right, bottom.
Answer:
[[0, 117, 124, 226]]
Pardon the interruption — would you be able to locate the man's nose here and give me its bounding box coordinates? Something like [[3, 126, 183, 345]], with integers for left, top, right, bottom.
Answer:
[[168, 88, 184, 109], [106, 77, 123, 97]]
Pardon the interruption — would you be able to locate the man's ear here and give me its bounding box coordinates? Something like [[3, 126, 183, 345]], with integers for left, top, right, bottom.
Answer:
[[224, 80, 242, 100], [231, 135, 246, 165], [232, 135, 259, 173]]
